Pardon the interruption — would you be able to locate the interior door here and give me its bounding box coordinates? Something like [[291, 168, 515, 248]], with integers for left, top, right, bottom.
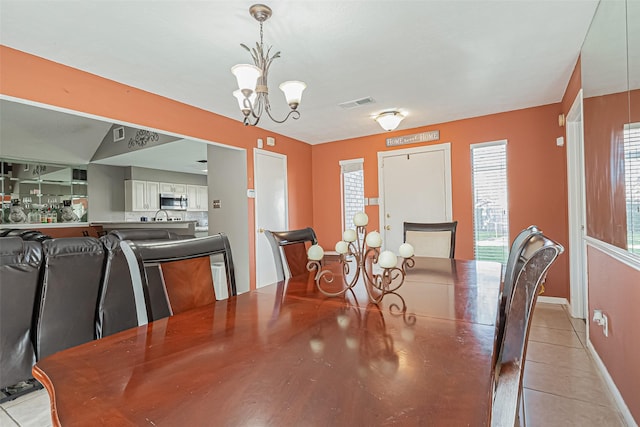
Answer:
[[379, 144, 452, 253], [566, 90, 587, 319], [254, 149, 288, 288]]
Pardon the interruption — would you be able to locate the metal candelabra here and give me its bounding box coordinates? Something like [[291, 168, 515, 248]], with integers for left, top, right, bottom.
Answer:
[[306, 212, 415, 304]]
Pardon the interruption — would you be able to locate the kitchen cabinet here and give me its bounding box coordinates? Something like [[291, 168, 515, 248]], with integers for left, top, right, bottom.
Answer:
[[125, 180, 160, 211], [187, 185, 208, 211], [160, 182, 187, 194]]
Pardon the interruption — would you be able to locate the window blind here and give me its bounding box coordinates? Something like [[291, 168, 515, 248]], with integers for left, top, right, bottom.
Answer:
[[471, 141, 509, 263], [624, 123, 640, 255], [340, 159, 364, 232]]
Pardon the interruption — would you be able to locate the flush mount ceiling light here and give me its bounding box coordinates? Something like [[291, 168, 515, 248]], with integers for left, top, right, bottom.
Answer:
[[231, 4, 307, 126], [374, 111, 407, 131]]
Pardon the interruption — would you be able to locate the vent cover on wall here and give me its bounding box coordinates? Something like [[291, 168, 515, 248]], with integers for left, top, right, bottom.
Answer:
[[113, 126, 125, 142]]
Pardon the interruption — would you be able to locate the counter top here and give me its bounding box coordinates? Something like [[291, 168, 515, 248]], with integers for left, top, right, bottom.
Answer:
[[0, 222, 90, 229], [91, 220, 197, 225], [90, 220, 197, 236]]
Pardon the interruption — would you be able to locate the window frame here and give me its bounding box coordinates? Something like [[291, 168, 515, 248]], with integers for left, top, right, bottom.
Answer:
[[470, 140, 510, 264], [339, 158, 364, 233]]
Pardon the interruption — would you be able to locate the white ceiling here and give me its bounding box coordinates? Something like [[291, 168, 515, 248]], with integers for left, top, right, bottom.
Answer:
[[0, 0, 597, 144], [0, 0, 600, 148]]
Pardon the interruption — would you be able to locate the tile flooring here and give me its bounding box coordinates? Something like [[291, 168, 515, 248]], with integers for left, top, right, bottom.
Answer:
[[0, 303, 628, 426]]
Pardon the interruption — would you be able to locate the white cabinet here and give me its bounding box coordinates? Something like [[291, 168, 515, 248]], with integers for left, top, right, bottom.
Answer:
[[125, 180, 160, 211], [160, 182, 187, 194], [187, 185, 208, 211]]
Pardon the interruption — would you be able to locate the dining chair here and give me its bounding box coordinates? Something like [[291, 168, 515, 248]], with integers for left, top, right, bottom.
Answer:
[[96, 229, 182, 339], [492, 232, 564, 426], [264, 227, 318, 281], [496, 225, 542, 348], [403, 221, 458, 258], [0, 238, 42, 391], [121, 234, 237, 321]]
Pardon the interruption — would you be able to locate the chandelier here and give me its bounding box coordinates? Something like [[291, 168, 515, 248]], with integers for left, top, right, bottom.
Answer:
[[231, 4, 307, 126]]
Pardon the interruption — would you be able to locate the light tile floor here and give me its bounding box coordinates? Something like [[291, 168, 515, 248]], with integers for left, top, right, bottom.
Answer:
[[523, 303, 626, 426], [0, 303, 628, 426]]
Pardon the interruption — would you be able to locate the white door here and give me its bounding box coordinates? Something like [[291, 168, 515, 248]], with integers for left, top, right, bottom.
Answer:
[[378, 144, 452, 253], [566, 90, 588, 319], [254, 149, 288, 288]]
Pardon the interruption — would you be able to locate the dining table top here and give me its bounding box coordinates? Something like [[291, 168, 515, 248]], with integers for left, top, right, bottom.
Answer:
[[33, 256, 503, 426]]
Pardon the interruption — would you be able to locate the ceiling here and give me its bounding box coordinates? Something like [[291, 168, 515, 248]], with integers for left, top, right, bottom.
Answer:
[[0, 0, 600, 149]]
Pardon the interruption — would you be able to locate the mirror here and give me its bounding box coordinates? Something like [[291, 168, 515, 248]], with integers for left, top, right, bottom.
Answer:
[[581, 0, 639, 256], [1, 160, 88, 224]]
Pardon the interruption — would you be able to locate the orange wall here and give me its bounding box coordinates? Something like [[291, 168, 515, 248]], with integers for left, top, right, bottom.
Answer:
[[587, 246, 640, 422], [312, 104, 570, 298], [0, 46, 314, 290], [562, 53, 639, 424]]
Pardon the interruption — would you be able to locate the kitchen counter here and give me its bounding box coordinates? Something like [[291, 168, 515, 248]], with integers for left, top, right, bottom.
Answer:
[[91, 220, 198, 237]]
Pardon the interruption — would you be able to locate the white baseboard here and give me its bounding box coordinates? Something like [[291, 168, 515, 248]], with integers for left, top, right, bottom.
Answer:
[[586, 341, 638, 427], [537, 296, 568, 306]]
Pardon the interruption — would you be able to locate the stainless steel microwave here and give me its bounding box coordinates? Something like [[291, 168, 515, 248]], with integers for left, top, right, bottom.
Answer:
[[159, 193, 188, 210]]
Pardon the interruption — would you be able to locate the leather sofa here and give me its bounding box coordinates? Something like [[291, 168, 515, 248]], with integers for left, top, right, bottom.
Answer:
[[0, 237, 42, 390]]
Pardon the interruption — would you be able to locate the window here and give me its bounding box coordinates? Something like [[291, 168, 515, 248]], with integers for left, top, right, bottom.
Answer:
[[340, 158, 364, 231], [471, 141, 509, 263], [625, 123, 640, 255]]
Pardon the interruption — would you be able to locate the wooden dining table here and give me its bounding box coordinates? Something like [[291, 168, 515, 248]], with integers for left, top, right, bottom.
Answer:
[[33, 256, 503, 426]]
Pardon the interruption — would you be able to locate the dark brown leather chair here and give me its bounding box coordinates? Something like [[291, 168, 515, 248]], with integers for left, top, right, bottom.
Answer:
[[34, 237, 105, 360], [492, 232, 564, 426], [0, 238, 42, 389], [403, 221, 458, 258], [97, 229, 183, 338], [264, 227, 317, 281], [121, 234, 237, 321]]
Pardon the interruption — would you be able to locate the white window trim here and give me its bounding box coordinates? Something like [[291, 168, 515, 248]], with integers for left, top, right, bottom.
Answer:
[[339, 158, 364, 233], [470, 139, 509, 263]]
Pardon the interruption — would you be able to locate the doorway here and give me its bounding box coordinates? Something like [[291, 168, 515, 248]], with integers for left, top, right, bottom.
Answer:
[[378, 144, 453, 252], [254, 149, 289, 288], [566, 90, 588, 319]]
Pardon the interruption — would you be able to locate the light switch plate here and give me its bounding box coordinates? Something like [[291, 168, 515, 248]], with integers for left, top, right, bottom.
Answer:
[[257, 138, 263, 149], [266, 136, 275, 146]]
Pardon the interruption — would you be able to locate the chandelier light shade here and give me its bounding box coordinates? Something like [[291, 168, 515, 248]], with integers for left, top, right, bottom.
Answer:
[[375, 111, 407, 131], [231, 4, 306, 126], [231, 64, 262, 94]]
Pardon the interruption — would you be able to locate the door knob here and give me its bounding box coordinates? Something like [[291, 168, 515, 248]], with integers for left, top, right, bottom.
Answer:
[[385, 225, 391, 231], [258, 228, 265, 233]]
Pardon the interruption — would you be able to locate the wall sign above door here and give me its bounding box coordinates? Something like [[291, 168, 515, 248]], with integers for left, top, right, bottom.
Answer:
[[386, 130, 440, 147]]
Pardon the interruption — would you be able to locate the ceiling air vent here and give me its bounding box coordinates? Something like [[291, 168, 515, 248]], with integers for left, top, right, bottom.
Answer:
[[338, 96, 375, 109]]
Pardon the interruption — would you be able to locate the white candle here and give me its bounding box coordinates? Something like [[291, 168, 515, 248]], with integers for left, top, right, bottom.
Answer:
[[365, 231, 382, 248], [307, 244, 324, 261], [399, 243, 415, 258], [335, 240, 349, 254], [353, 212, 369, 227], [378, 251, 398, 269], [343, 229, 357, 242]]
